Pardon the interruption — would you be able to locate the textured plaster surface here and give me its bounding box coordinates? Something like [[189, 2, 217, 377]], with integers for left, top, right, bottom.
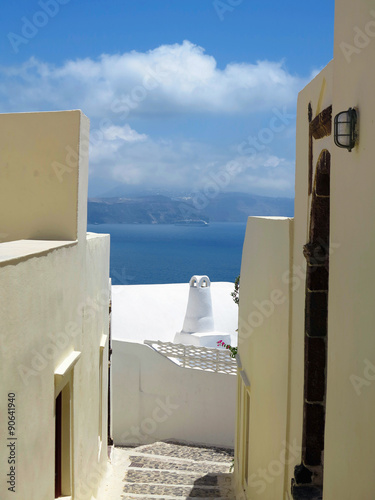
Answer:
[[0, 239, 76, 265]]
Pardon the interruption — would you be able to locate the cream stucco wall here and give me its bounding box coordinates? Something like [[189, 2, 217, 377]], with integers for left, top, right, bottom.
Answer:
[[234, 216, 292, 499], [235, 1, 375, 498], [0, 236, 110, 500], [112, 340, 236, 448], [323, 1, 375, 498], [234, 57, 336, 500], [0, 111, 110, 500], [0, 110, 89, 243]]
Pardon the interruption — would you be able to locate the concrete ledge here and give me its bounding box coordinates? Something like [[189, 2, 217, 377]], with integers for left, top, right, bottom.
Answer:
[[174, 331, 231, 348], [100, 334, 108, 350], [0, 239, 77, 266], [239, 369, 250, 388], [55, 351, 82, 377]]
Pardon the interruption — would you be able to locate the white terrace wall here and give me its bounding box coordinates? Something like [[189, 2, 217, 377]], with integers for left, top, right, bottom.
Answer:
[[0, 111, 110, 500], [112, 340, 236, 448]]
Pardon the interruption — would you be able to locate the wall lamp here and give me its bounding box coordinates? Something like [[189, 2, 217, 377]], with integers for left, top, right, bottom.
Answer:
[[334, 107, 357, 152]]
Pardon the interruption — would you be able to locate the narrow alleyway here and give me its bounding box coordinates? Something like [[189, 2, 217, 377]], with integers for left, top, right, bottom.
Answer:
[[98, 441, 235, 499]]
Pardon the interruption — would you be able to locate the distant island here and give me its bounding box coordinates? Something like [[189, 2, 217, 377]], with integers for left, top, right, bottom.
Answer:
[[87, 192, 294, 225]]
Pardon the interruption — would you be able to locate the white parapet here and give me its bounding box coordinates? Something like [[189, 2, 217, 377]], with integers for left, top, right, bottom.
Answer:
[[112, 339, 237, 448], [174, 331, 231, 348]]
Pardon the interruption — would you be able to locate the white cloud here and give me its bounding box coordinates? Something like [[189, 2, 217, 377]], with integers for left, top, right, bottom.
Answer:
[[102, 124, 147, 142], [219, 152, 295, 195], [264, 156, 281, 168], [0, 41, 306, 117], [0, 41, 301, 197], [89, 124, 148, 163], [89, 132, 295, 198], [91, 136, 221, 189]]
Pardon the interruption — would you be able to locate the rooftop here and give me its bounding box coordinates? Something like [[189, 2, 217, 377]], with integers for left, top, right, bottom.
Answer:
[[111, 282, 238, 345]]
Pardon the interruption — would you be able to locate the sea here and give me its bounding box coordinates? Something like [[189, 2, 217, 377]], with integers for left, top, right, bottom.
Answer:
[[87, 222, 247, 285]]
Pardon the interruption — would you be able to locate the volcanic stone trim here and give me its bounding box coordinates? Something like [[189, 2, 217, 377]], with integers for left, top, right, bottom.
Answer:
[[291, 481, 323, 500]]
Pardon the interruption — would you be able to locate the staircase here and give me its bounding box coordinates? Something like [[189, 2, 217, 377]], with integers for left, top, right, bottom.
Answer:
[[120, 441, 235, 499]]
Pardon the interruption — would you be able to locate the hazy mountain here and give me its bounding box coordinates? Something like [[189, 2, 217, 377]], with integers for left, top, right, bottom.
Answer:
[[96, 185, 191, 199], [87, 192, 294, 224], [201, 192, 294, 221]]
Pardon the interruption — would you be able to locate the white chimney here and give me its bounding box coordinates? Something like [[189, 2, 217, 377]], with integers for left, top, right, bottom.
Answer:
[[181, 275, 214, 333], [174, 275, 231, 348]]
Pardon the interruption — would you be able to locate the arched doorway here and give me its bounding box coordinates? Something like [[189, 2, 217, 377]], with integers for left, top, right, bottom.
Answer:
[[292, 105, 331, 499]]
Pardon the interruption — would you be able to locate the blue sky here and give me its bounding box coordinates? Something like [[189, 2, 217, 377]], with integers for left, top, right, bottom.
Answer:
[[0, 0, 335, 198]]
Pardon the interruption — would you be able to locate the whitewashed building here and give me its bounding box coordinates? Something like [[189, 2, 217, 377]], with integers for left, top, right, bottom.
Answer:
[[0, 111, 110, 500]]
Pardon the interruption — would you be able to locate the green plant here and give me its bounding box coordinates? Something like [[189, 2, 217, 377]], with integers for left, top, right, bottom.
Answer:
[[231, 275, 240, 306], [217, 340, 237, 358]]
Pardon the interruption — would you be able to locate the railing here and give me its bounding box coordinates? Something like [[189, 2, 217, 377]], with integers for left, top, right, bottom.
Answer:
[[143, 340, 237, 375]]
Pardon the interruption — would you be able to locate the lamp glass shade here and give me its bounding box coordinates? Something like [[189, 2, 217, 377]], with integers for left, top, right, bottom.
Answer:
[[334, 108, 357, 151]]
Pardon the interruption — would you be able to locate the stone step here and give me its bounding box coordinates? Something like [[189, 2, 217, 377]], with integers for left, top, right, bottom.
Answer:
[[124, 497, 233, 499], [124, 496, 234, 500], [130, 441, 233, 464], [128, 456, 230, 474], [120, 442, 235, 500], [125, 469, 232, 486], [122, 482, 233, 498]]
